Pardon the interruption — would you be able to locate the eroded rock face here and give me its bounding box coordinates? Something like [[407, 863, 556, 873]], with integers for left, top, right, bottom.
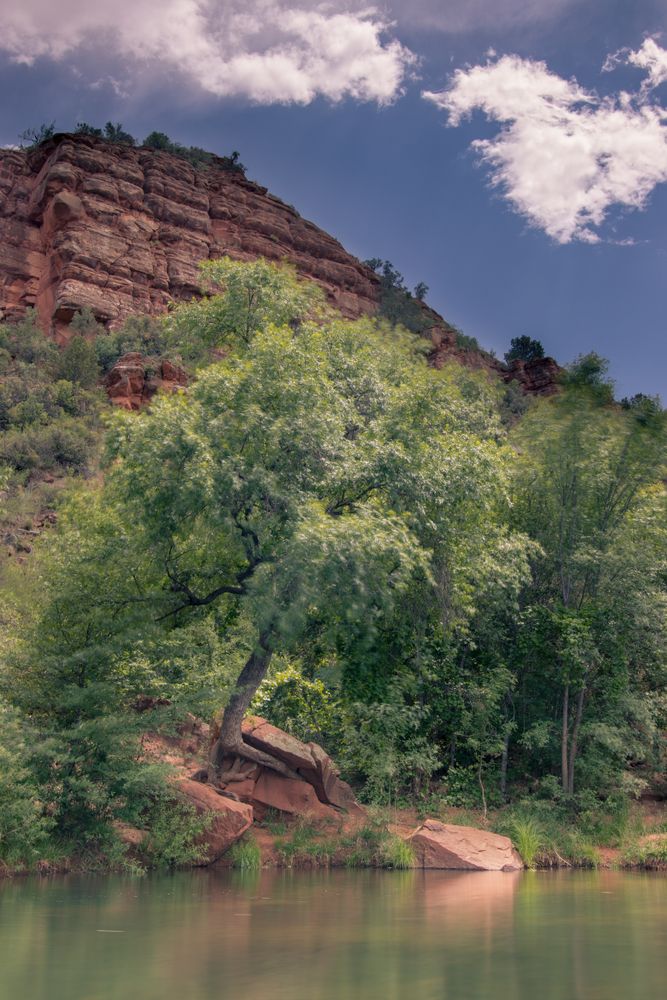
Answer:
[[0, 134, 561, 397], [430, 327, 562, 396], [505, 356, 562, 396], [0, 134, 379, 340], [105, 352, 188, 409], [175, 777, 253, 865], [409, 819, 524, 871]]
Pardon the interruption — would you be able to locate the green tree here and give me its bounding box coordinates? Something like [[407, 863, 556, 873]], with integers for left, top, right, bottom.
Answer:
[[510, 359, 667, 795], [54, 335, 99, 388], [16, 285, 528, 784], [166, 256, 327, 358], [505, 336, 545, 364]]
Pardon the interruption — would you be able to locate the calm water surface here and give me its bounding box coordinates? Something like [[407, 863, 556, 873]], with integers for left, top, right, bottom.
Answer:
[[0, 869, 665, 1000]]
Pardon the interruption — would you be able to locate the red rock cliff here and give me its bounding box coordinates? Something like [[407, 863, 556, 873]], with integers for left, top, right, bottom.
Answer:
[[0, 133, 379, 340], [0, 133, 560, 395]]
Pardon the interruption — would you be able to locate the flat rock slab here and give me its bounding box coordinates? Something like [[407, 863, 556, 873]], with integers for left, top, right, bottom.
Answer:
[[409, 820, 524, 871], [176, 778, 253, 865]]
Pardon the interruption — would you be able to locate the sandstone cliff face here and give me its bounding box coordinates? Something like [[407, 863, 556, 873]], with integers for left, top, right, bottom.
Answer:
[[0, 134, 379, 341], [0, 134, 560, 396]]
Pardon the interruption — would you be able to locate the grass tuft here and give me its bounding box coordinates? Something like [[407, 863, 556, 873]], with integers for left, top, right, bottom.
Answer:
[[380, 835, 415, 869], [228, 835, 261, 870]]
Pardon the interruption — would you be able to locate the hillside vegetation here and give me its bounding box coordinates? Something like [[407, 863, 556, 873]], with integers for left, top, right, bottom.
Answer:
[[0, 259, 665, 872]]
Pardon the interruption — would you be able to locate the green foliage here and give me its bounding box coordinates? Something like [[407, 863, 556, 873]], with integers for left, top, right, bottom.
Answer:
[[341, 699, 441, 805], [0, 700, 51, 866], [54, 335, 99, 388], [166, 256, 326, 359], [504, 336, 545, 364], [0, 261, 664, 868], [228, 835, 262, 870], [454, 329, 480, 352], [622, 838, 667, 869], [379, 835, 415, 869], [143, 131, 245, 172], [141, 797, 212, 869], [95, 314, 168, 372], [364, 258, 433, 334], [508, 815, 542, 868], [509, 370, 667, 797], [101, 122, 135, 145], [500, 379, 530, 425], [19, 122, 56, 148], [252, 663, 340, 746]]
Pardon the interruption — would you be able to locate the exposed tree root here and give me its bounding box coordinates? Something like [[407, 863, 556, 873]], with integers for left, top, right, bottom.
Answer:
[[209, 736, 301, 784]]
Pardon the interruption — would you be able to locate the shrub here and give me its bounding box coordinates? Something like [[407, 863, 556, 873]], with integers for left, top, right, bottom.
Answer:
[[341, 700, 440, 805], [454, 329, 480, 352], [141, 797, 213, 869], [54, 335, 100, 388], [0, 701, 51, 866], [95, 316, 169, 373], [364, 258, 432, 335], [252, 664, 340, 747]]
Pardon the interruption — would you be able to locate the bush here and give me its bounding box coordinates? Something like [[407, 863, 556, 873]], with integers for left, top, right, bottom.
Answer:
[[0, 417, 98, 472], [341, 700, 440, 805], [141, 796, 213, 869], [54, 335, 100, 388], [0, 701, 51, 866], [364, 258, 432, 335], [454, 329, 480, 352], [252, 664, 340, 746], [95, 315, 168, 372]]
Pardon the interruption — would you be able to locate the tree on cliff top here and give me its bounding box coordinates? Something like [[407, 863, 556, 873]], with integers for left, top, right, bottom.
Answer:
[[504, 336, 545, 364], [11, 264, 530, 782]]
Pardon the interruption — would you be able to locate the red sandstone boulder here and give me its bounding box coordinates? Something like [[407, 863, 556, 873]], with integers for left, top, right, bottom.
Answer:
[[175, 777, 253, 865], [239, 716, 365, 818], [251, 771, 339, 822], [105, 351, 187, 409], [409, 820, 524, 871]]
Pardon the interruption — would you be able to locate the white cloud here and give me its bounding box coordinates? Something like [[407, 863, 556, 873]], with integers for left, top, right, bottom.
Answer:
[[424, 42, 667, 244], [0, 1, 415, 105], [604, 36, 667, 92]]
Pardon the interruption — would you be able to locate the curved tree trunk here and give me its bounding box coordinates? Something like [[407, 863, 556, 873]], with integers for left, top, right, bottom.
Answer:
[[209, 631, 300, 782]]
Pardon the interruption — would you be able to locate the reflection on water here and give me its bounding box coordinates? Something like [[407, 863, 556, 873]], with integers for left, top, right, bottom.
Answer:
[[0, 868, 665, 1000]]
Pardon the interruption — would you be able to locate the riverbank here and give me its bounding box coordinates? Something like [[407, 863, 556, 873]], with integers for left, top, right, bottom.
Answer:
[[2, 798, 666, 879]]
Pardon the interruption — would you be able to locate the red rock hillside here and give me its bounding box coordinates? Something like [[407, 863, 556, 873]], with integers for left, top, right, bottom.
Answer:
[[0, 133, 560, 395]]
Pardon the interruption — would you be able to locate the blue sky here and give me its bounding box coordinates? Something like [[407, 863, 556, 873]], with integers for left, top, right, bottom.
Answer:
[[1, 1, 666, 399]]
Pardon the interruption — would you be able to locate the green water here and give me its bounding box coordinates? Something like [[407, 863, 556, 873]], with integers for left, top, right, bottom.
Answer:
[[0, 869, 665, 1000]]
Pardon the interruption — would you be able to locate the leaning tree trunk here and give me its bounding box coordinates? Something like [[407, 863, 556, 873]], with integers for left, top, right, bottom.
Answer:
[[209, 630, 299, 783]]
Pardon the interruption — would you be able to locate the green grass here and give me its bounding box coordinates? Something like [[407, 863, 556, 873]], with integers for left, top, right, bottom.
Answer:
[[228, 835, 261, 870], [509, 816, 543, 869], [379, 835, 415, 869], [621, 837, 667, 869]]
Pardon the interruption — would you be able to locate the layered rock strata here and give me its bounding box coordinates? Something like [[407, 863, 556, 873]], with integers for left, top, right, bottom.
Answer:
[[0, 134, 379, 341], [0, 133, 561, 396]]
